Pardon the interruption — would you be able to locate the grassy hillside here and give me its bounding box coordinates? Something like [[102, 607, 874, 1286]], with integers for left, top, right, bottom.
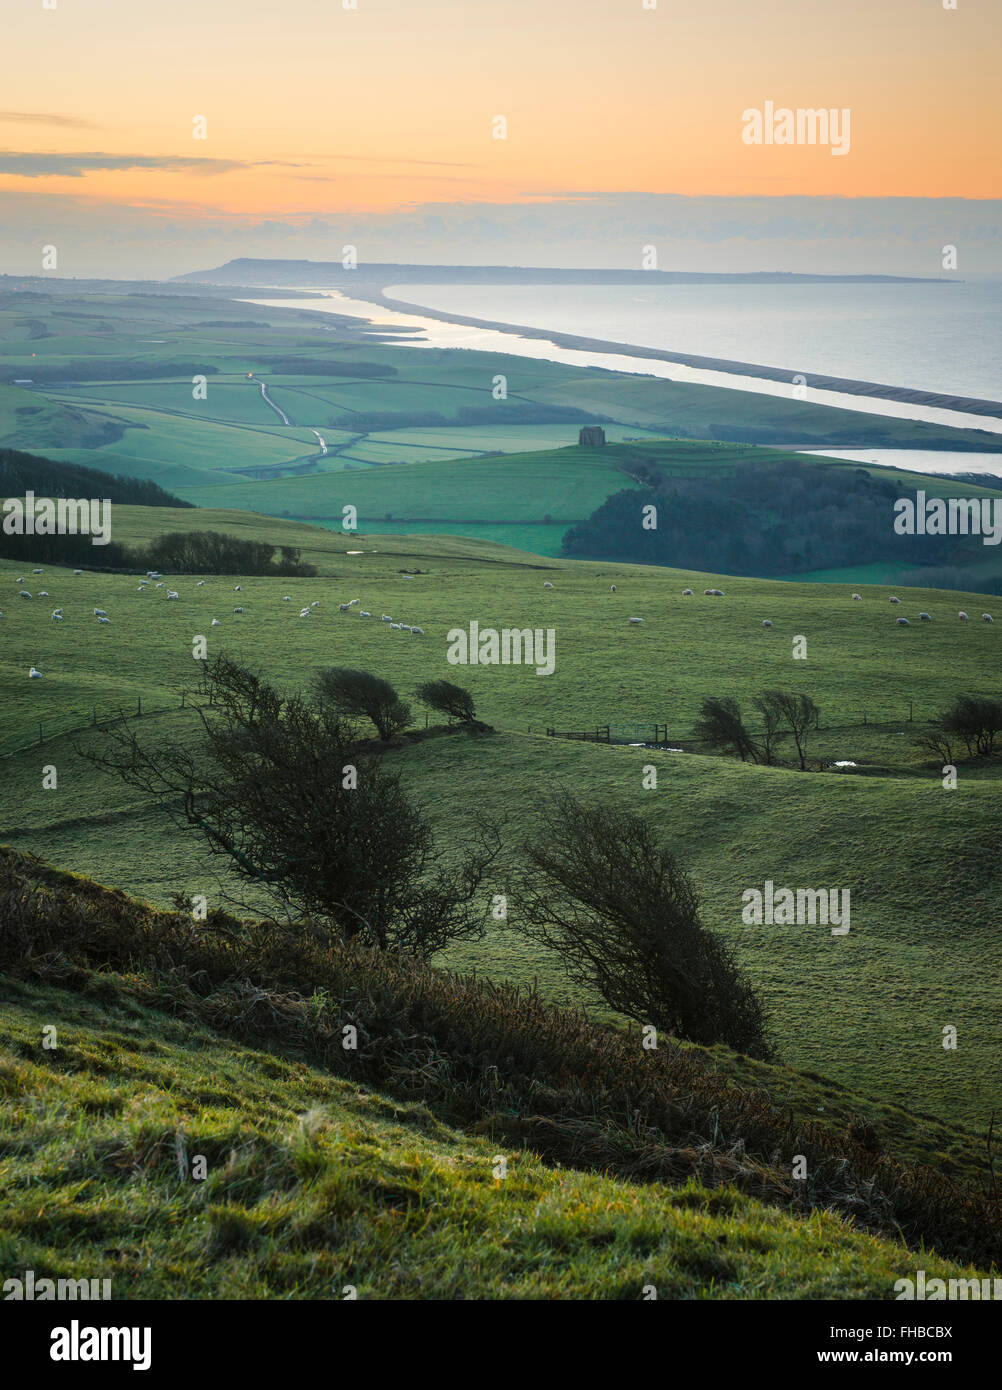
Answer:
[[1, 525, 999, 1131]]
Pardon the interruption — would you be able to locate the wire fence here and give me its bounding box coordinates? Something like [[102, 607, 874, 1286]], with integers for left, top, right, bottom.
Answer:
[[539, 706, 929, 750], [0, 694, 194, 761]]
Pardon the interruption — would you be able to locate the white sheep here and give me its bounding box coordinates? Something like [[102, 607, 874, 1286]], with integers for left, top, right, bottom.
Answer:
[[283, 596, 291, 602], [360, 611, 372, 618], [51, 609, 63, 620], [400, 624, 412, 633], [381, 615, 392, 622], [97, 616, 111, 625], [299, 608, 310, 618], [919, 611, 932, 621], [93, 608, 107, 617], [896, 616, 910, 626], [167, 590, 179, 600], [38, 590, 49, 597], [348, 599, 360, 606], [310, 601, 320, 608], [544, 581, 554, 589], [73, 569, 82, 576], [19, 591, 32, 599], [959, 611, 969, 622], [628, 616, 644, 624], [983, 613, 994, 623], [233, 606, 243, 613], [762, 619, 773, 628], [851, 593, 862, 601], [234, 585, 242, 592], [411, 626, 425, 636], [32, 568, 43, 575], [682, 588, 693, 596], [704, 588, 724, 597], [155, 582, 164, 589], [338, 603, 350, 612], [28, 667, 42, 679], [197, 580, 206, 587], [211, 618, 221, 626], [889, 596, 901, 604], [610, 584, 617, 592], [390, 622, 402, 630]]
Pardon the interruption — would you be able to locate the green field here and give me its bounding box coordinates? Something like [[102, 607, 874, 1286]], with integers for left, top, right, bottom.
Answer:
[[2, 515, 999, 1132]]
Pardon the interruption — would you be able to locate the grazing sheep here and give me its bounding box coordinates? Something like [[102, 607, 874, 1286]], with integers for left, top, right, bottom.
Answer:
[[348, 599, 360, 606], [73, 569, 82, 575], [682, 588, 694, 596], [360, 611, 372, 618], [851, 593, 862, 601], [959, 611, 969, 622], [339, 603, 350, 612], [896, 616, 910, 626], [310, 601, 320, 608], [28, 667, 42, 679], [762, 619, 773, 628], [93, 608, 107, 617], [411, 626, 425, 635], [400, 624, 412, 633], [390, 622, 402, 630], [51, 613, 63, 622], [610, 584, 617, 592], [233, 606, 243, 613], [983, 613, 994, 623], [544, 581, 554, 589], [919, 612, 932, 621], [16, 576, 24, 583], [704, 588, 724, 597], [283, 596, 291, 602], [32, 568, 43, 575], [234, 585, 242, 592], [19, 591, 32, 599], [211, 618, 221, 626], [155, 582, 164, 589], [197, 580, 206, 587], [889, 596, 901, 604], [167, 590, 179, 600], [381, 615, 392, 622], [299, 608, 310, 618], [38, 590, 49, 597], [628, 616, 644, 624], [97, 616, 111, 625]]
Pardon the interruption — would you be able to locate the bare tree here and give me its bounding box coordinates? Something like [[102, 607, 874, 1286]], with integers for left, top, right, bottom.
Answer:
[[81, 657, 500, 956], [754, 690, 818, 770], [314, 668, 411, 742], [511, 790, 771, 1058], [693, 696, 758, 761]]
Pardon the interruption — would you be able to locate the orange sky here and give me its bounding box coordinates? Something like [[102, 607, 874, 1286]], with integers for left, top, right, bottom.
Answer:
[[2, 0, 999, 216]]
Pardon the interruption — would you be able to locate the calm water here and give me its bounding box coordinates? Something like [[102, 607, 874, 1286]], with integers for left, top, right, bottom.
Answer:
[[386, 280, 1002, 403]]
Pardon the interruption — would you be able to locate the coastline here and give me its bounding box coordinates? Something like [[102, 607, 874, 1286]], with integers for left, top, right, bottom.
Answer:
[[350, 284, 1002, 423]]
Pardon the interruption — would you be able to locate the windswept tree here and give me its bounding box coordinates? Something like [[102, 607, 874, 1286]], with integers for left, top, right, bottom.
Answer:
[[415, 679, 477, 724], [921, 694, 1002, 759], [314, 667, 411, 742], [693, 696, 758, 762], [512, 791, 771, 1058], [754, 690, 819, 770], [82, 657, 500, 955]]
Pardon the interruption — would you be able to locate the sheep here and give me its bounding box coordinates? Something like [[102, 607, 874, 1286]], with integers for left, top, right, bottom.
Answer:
[[155, 582, 164, 589], [983, 613, 994, 623], [32, 568, 43, 575], [704, 588, 724, 597], [93, 608, 107, 617], [28, 667, 42, 679], [411, 626, 425, 636], [682, 588, 693, 596], [400, 624, 412, 633], [310, 601, 320, 608], [197, 580, 206, 587], [97, 616, 111, 625], [299, 608, 311, 618], [889, 596, 901, 604], [348, 599, 360, 607], [919, 611, 932, 621], [390, 622, 402, 630], [38, 590, 49, 597], [381, 615, 392, 622], [959, 611, 969, 622], [628, 616, 644, 624], [610, 584, 617, 592], [73, 569, 82, 576], [167, 590, 180, 600], [896, 616, 910, 626], [51, 609, 63, 620], [338, 603, 350, 612], [19, 591, 32, 599], [233, 606, 243, 614], [851, 593, 862, 601], [283, 596, 291, 602], [234, 585, 242, 592], [544, 581, 554, 589], [211, 618, 221, 626], [360, 611, 372, 618], [762, 619, 773, 628]]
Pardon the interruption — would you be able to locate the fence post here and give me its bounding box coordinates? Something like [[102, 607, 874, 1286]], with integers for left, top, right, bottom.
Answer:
[[92, 706, 97, 725], [38, 721, 43, 745], [138, 695, 142, 716], [863, 710, 867, 726], [181, 690, 186, 709], [908, 701, 913, 722]]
